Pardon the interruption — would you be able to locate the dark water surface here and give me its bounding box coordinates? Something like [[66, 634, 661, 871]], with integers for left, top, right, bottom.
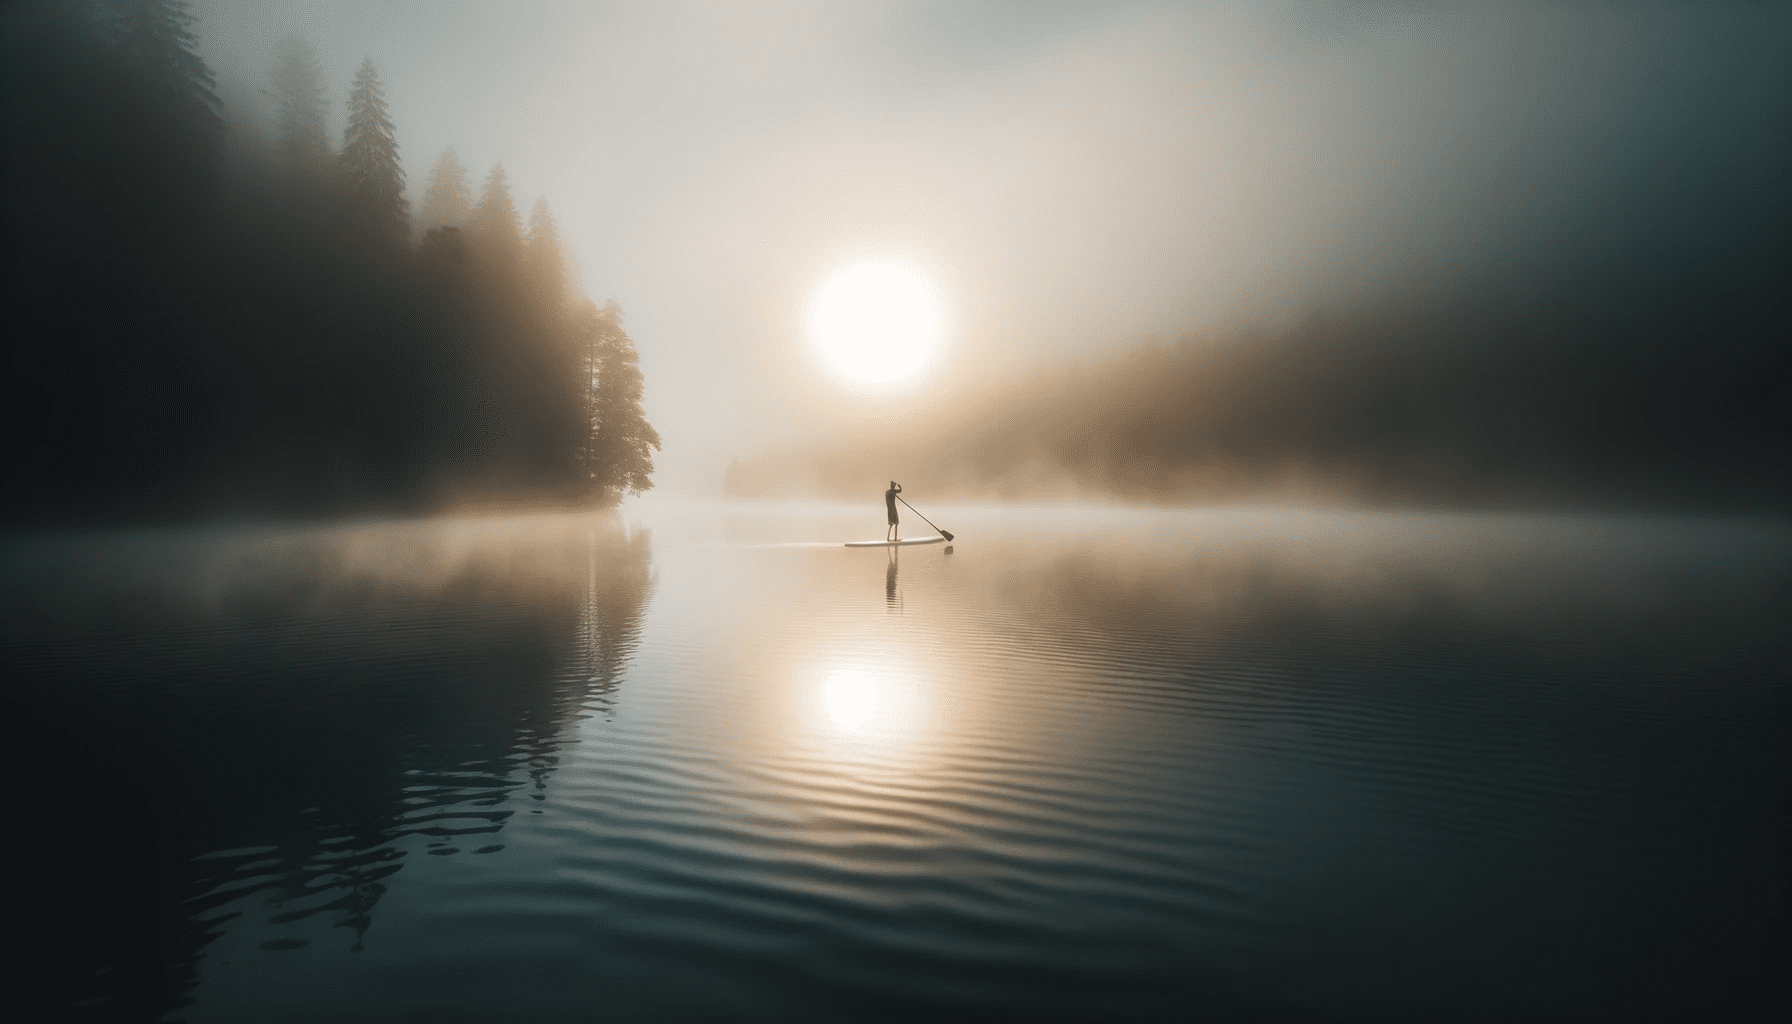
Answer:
[[4, 502, 1788, 1022]]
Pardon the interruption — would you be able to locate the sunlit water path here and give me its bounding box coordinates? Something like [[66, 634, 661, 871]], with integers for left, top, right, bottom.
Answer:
[[4, 503, 1787, 1021]]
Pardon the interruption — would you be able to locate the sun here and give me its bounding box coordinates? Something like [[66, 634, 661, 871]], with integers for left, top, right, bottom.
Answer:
[[808, 259, 946, 383]]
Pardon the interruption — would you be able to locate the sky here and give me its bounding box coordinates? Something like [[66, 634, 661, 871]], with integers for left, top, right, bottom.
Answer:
[[188, 1, 1792, 496]]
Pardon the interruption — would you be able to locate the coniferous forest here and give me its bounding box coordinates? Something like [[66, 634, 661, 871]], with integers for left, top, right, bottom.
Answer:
[[2, 0, 659, 528], [726, 284, 1792, 511]]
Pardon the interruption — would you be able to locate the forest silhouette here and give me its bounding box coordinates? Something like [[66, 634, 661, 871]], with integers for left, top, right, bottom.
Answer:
[[731, 244, 1788, 511], [729, 281, 1789, 510], [2, 0, 659, 528]]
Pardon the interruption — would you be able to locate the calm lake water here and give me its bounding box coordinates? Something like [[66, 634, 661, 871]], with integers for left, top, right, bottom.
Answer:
[[4, 501, 1788, 1022]]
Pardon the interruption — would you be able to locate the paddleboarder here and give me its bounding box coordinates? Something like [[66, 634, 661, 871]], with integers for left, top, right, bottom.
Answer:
[[885, 480, 902, 541]]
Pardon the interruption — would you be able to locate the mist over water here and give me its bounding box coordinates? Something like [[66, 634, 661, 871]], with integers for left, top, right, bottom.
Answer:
[[177, 1, 1792, 494], [6, 503, 1786, 1021], [4, 2, 1791, 1019]]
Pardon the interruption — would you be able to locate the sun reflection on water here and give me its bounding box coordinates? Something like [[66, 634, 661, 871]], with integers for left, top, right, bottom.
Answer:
[[814, 664, 930, 753], [824, 669, 881, 730]]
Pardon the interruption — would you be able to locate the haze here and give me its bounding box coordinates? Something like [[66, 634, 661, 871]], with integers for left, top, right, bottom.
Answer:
[[8, 4, 1792, 1018], [188, 0, 1792, 497]]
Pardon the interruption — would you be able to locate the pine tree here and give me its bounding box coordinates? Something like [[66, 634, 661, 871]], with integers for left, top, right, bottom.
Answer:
[[417, 148, 472, 235], [575, 300, 660, 503], [109, 0, 221, 132], [341, 59, 407, 243], [269, 33, 328, 178], [525, 198, 569, 306], [472, 163, 522, 257]]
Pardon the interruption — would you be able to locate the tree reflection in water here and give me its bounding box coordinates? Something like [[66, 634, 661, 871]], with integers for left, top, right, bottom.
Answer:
[[0, 514, 654, 1020]]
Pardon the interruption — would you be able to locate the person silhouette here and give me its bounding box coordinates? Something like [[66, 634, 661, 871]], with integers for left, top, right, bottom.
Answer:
[[885, 480, 902, 541]]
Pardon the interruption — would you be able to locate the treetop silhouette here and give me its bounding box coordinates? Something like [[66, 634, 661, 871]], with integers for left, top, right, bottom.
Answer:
[[2, 6, 660, 526], [110, 0, 221, 131], [341, 58, 407, 244], [269, 32, 329, 178], [527, 199, 569, 306], [578, 300, 661, 503], [418, 148, 472, 236], [474, 163, 523, 256]]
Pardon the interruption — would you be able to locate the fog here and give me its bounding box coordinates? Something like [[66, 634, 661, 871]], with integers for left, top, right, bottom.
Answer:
[[178, 1, 1790, 499], [9, 7, 1789, 1017], [3, 1, 1785, 522]]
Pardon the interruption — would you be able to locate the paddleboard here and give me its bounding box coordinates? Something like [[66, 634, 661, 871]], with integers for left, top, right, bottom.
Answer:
[[844, 535, 947, 548]]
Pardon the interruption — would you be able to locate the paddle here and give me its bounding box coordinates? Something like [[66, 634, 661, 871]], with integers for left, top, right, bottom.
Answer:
[[896, 495, 954, 542]]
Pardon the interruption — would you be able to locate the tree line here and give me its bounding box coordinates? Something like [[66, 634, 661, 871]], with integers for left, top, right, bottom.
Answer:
[[728, 284, 1790, 511], [2, 0, 658, 528]]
